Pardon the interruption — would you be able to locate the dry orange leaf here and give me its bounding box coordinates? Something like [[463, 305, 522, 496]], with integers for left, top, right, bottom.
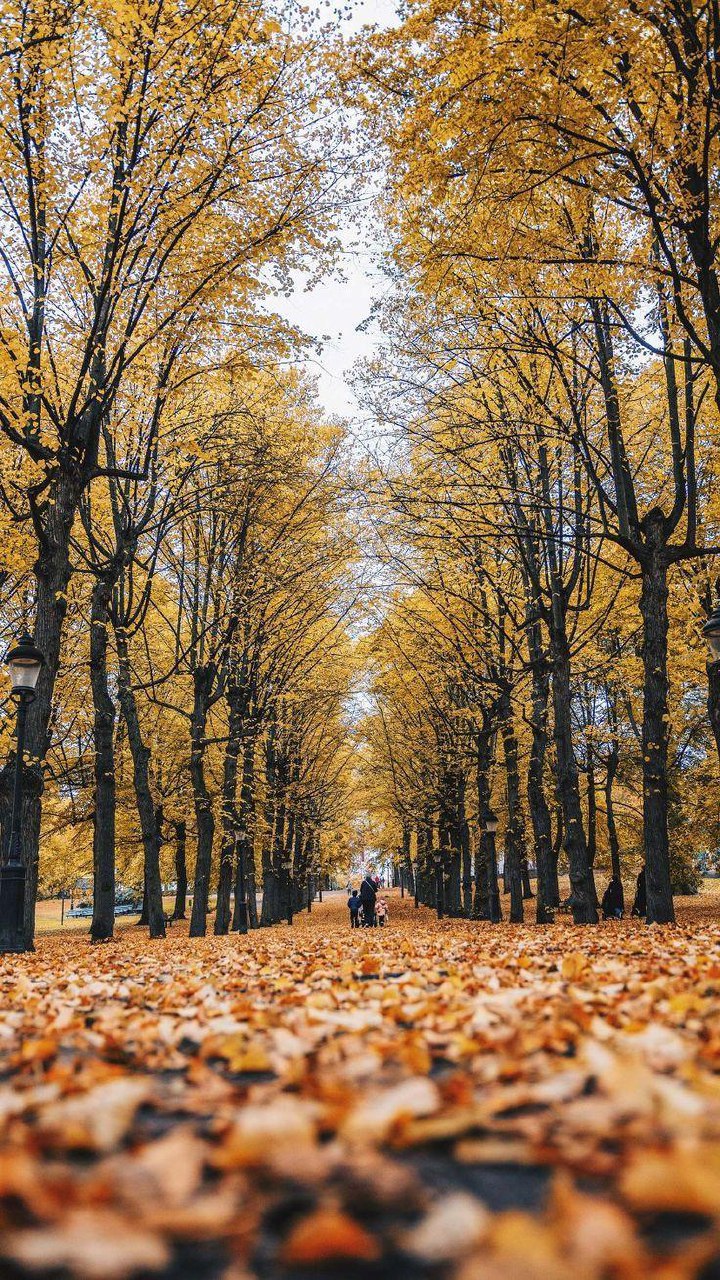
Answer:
[[279, 1207, 381, 1265]]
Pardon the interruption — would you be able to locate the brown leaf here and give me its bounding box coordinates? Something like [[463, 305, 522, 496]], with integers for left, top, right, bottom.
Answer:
[[280, 1207, 381, 1265]]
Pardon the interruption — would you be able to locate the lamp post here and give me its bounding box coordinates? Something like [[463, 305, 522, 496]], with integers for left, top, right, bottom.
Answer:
[[0, 634, 44, 953], [481, 807, 502, 924]]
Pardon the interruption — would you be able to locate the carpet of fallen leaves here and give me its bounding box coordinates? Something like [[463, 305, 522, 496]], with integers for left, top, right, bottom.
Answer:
[[1, 891, 720, 1280]]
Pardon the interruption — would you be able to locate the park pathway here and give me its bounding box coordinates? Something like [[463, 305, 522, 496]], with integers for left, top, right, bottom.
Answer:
[[0, 890, 718, 1277]]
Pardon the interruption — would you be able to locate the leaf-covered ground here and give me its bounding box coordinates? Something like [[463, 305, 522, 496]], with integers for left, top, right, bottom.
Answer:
[[1, 891, 720, 1279]]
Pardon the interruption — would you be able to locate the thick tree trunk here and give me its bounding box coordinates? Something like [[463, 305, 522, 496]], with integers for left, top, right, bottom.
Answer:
[[551, 631, 597, 923], [9, 469, 83, 948], [172, 821, 187, 919], [639, 541, 675, 923], [189, 667, 215, 938], [90, 580, 116, 942], [115, 628, 165, 938], [499, 687, 525, 923]]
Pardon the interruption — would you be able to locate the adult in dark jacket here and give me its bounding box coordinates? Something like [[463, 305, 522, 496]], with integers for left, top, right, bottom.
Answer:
[[601, 875, 624, 919], [631, 866, 647, 918], [360, 873, 377, 927]]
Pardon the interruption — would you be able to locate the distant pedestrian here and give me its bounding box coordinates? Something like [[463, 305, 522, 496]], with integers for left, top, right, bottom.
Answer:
[[348, 889, 361, 929], [360, 872, 377, 927], [601, 875, 624, 919], [631, 866, 647, 918]]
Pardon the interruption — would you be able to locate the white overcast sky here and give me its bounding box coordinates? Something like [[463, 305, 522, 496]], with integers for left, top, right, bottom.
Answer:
[[273, 0, 401, 422]]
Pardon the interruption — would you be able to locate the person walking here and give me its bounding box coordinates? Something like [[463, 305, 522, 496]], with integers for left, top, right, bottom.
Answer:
[[360, 872, 377, 927], [348, 889, 361, 929], [376, 896, 389, 927]]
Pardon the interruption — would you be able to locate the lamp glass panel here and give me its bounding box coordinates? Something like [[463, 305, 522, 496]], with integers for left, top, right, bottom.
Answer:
[[8, 658, 41, 690]]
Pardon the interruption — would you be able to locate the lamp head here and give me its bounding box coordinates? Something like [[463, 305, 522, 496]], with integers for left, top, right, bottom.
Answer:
[[6, 633, 44, 698]]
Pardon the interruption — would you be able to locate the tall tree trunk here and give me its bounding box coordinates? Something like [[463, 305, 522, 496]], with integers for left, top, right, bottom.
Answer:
[[90, 579, 116, 942], [214, 688, 243, 936], [401, 822, 415, 894], [639, 539, 675, 922], [293, 820, 307, 912], [172, 821, 187, 919], [189, 667, 215, 938], [459, 775, 472, 916], [233, 733, 256, 932], [500, 686, 525, 923], [550, 629, 597, 923], [439, 766, 462, 916], [526, 649, 554, 921], [416, 812, 434, 906], [604, 746, 621, 881], [115, 627, 165, 939], [261, 736, 283, 925], [474, 722, 501, 921], [283, 798, 295, 925], [707, 660, 720, 768], [586, 744, 598, 903], [11, 470, 83, 948]]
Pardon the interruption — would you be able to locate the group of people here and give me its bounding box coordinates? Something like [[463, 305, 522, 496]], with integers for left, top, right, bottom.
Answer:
[[600, 866, 647, 919], [348, 873, 389, 928]]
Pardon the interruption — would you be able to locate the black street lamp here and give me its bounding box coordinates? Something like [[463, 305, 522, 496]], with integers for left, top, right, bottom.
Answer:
[[0, 634, 44, 953], [481, 807, 502, 924]]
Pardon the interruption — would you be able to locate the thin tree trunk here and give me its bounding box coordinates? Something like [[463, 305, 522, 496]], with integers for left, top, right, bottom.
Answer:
[[189, 667, 215, 938], [115, 627, 165, 939], [586, 744, 598, 903], [90, 579, 115, 942], [474, 722, 501, 921], [399, 823, 413, 894], [172, 821, 187, 919], [706, 660, 720, 768], [214, 688, 243, 936], [527, 649, 554, 922], [639, 541, 675, 923], [233, 733, 256, 932], [500, 687, 525, 923], [604, 746, 621, 881], [459, 775, 472, 916], [438, 766, 462, 916], [551, 631, 597, 923]]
